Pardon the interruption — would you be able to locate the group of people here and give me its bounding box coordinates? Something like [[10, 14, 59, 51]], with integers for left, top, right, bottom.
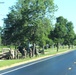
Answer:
[[17, 44, 38, 58]]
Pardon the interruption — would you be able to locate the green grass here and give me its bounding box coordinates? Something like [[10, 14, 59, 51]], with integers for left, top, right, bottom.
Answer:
[[0, 58, 29, 67], [0, 47, 76, 68]]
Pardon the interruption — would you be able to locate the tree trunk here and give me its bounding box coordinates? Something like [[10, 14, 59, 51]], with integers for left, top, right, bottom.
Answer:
[[71, 45, 73, 49], [42, 45, 44, 54], [35, 47, 38, 57], [57, 42, 59, 52], [32, 43, 35, 57], [68, 44, 70, 49]]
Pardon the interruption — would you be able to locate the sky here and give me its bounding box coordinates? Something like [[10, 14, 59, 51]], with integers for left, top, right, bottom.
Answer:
[[0, 0, 17, 27], [0, 0, 76, 33], [54, 0, 76, 33]]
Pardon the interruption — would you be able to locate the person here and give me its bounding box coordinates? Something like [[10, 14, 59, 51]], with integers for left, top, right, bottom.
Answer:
[[17, 44, 25, 57]]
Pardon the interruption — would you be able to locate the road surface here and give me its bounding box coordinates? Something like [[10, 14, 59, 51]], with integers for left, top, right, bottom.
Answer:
[[0, 50, 76, 75]]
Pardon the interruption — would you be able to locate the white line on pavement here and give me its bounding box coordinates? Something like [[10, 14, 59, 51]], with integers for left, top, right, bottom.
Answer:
[[0, 50, 73, 75], [0, 56, 56, 75]]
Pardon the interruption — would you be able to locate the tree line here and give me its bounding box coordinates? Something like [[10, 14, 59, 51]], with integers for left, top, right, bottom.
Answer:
[[1, 0, 76, 53]]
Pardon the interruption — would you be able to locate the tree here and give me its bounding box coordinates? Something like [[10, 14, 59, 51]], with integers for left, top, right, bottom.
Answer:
[[63, 21, 75, 49], [2, 0, 56, 56], [53, 16, 67, 52]]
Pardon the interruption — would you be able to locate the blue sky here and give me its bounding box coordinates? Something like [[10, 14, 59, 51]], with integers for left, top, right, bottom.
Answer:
[[0, 0, 76, 33], [54, 0, 76, 33], [0, 0, 17, 27]]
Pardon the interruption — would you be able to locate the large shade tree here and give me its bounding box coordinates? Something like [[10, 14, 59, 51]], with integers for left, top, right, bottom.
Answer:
[[52, 16, 67, 52], [3, 0, 56, 42], [63, 21, 75, 49], [2, 0, 57, 56]]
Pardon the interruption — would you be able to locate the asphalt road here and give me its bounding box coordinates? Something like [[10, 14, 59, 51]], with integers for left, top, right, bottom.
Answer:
[[0, 50, 76, 75]]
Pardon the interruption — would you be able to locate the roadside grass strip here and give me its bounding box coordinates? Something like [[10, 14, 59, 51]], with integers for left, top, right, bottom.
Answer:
[[0, 47, 75, 70]]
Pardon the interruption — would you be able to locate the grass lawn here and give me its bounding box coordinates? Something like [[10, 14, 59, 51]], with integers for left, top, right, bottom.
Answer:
[[0, 46, 75, 69]]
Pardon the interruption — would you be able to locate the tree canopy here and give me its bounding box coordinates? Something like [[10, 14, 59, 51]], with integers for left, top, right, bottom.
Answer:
[[2, 0, 56, 47], [1, 0, 76, 53], [49, 16, 75, 51]]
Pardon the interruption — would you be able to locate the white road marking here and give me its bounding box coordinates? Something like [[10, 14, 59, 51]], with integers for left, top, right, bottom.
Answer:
[[0, 56, 54, 75], [68, 67, 72, 70], [0, 50, 73, 75], [74, 62, 76, 64]]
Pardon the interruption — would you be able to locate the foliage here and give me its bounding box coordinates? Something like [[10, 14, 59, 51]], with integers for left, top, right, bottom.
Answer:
[[1, 0, 76, 53], [52, 16, 67, 51], [2, 0, 56, 49], [63, 21, 75, 48]]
